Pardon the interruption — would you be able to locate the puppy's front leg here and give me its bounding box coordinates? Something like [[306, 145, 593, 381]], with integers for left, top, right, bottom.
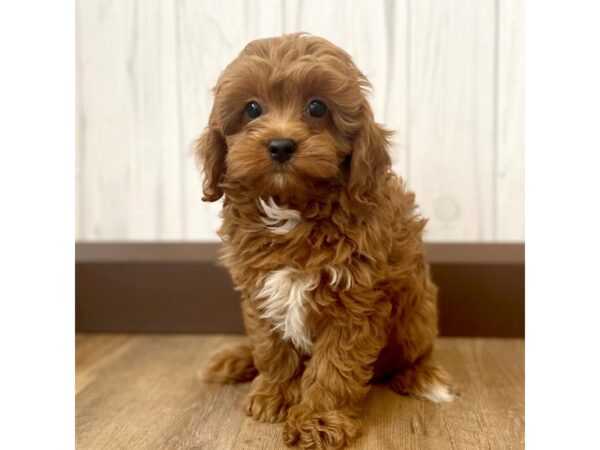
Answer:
[[241, 298, 303, 423], [283, 296, 390, 450]]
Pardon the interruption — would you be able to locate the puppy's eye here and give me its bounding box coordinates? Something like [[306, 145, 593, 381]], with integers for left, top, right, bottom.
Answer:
[[307, 100, 327, 118], [245, 101, 263, 119]]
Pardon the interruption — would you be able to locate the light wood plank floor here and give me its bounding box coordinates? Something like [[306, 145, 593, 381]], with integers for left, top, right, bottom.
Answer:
[[76, 335, 524, 449]]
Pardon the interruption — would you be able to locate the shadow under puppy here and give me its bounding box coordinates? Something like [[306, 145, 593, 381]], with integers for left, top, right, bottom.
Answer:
[[198, 33, 454, 450]]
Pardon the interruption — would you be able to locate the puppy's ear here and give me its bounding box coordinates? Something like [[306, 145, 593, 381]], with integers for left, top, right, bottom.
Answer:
[[196, 113, 227, 202], [346, 105, 392, 203]]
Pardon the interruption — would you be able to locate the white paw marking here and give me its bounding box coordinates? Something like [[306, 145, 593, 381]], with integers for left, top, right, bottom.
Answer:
[[258, 197, 302, 235], [256, 268, 319, 353], [422, 382, 455, 403]]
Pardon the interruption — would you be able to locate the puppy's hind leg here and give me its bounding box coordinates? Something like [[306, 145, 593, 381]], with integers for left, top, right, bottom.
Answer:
[[200, 340, 257, 384], [388, 361, 456, 403]]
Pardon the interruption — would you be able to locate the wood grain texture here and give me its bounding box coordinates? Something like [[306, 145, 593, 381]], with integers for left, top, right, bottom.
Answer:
[[77, 0, 182, 239], [76, 0, 523, 242], [76, 334, 524, 449], [496, 0, 524, 240], [407, 0, 496, 241]]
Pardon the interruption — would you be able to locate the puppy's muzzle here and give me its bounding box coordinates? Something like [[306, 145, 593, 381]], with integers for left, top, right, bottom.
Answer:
[[268, 138, 296, 164]]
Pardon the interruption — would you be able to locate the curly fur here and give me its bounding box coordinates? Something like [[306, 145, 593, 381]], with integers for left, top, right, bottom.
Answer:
[[198, 33, 454, 449]]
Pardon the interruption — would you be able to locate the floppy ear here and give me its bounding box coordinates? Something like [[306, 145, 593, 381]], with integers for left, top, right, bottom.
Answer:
[[196, 113, 227, 202], [346, 105, 392, 203]]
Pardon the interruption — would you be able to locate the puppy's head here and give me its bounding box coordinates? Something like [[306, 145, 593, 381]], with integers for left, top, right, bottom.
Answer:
[[197, 33, 391, 203]]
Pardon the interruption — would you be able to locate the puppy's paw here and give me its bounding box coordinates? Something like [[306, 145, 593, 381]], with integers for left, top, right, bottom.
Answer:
[[419, 380, 457, 403], [200, 342, 257, 384], [389, 363, 457, 403], [242, 390, 288, 423], [283, 404, 361, 450]]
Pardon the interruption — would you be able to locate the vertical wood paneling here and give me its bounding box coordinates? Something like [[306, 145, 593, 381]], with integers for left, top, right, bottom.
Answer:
[[78, 0, 132, 239], [407, 0, 496, 241], [75, 0, 84, 238], [154, 3, 182, 239], [382, 0, 409, 180], [77, 0, 181, 240], [496, 0, 524, 240], [76, 0, 523, 242]]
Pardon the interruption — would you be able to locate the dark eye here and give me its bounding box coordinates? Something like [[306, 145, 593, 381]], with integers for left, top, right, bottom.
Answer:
[[307, 100, 327, 118], [245, 101, 262, 119]]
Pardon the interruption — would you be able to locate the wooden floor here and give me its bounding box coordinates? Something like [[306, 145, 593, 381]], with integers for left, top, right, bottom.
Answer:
[[76, 335, 524, 450]]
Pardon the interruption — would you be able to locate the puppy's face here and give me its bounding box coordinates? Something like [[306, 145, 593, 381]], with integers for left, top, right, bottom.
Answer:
[[198, 33, 391, 203]]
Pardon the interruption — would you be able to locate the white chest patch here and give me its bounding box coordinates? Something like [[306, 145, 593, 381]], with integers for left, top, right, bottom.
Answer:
[[256, 268, 320, 353], [258, 197, 302, 235]]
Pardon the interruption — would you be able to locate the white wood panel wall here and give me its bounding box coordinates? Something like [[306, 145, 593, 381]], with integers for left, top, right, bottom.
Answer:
[[76, 0, 523, 242]]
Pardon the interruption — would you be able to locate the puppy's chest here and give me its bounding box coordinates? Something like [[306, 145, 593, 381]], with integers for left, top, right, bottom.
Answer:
[[242, 198, 356, 353], [253, 265, 354, 354], [255, 268, 320, 354]]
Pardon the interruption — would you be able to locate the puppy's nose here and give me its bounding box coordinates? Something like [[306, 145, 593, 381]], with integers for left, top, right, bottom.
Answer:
[[268, 138, 296, 163]]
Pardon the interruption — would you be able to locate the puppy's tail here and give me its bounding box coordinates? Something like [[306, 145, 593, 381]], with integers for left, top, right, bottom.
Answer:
[[200, 340, 258, 384], [387, 362, 456, 403]]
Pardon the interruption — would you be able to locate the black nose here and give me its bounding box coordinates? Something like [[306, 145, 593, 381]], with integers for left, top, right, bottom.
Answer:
[[268, 138, 296, 163]]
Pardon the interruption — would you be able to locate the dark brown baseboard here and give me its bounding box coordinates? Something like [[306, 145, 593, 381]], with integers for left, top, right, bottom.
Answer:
[[75, 243, 524, 337]]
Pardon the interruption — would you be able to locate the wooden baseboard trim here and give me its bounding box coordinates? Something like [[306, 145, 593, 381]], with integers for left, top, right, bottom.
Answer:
[[75, 242, 524, 337]]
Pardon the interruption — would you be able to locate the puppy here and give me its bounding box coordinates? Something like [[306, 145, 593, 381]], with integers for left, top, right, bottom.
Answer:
[[198, 33, 454, 450]]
